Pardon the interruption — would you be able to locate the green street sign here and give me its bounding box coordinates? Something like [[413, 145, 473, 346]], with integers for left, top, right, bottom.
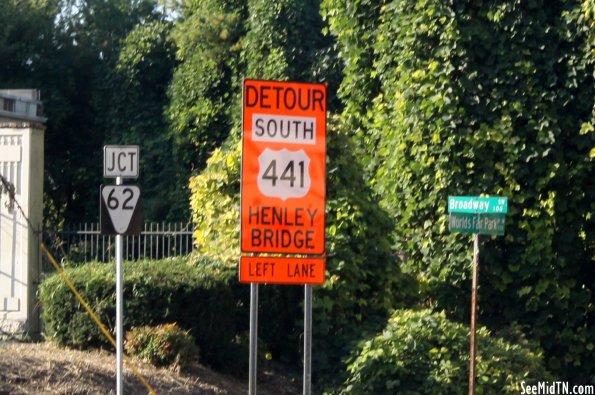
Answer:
[[448, 196, 508, 214], [449, 213, 506, 235]]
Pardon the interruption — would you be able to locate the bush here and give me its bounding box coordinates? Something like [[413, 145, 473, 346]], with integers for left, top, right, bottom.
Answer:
[[339, 309, 551, 395], [39, 258, 237, 369], [189, 119, 419, 380], [125, 323, 198, 371]]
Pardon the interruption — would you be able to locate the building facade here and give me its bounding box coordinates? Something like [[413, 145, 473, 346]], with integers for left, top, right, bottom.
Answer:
[[0, 89, 45, 335]]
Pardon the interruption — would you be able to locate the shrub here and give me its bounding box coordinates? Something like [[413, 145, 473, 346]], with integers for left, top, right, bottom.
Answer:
[[39, 258, 237, 369], [125, 323, 198, 371], [339, 309, 551, 395], [40, 261, 116, 348], [189, 119, 419, 380]]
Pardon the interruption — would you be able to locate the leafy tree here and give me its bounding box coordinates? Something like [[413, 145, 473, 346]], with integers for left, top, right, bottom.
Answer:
[[324, 0, 594, 380], [39, 0, 165, 223], [99, 20, 184, 220], [166, 0, 343, 172], [185, 0, 412, 381], [0, 0, 59, 87], [190, 116, 417, 381], [244, 0, 342, 109], [166, 0, 247, 172]]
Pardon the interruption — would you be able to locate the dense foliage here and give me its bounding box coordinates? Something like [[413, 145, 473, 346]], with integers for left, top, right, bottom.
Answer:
[[100, 20, 184, 219], [340, 309, 550, 395], [166, 0, 247, 171], [0, 0, 58, 86], [39, 259, 237, 368], [186, 0, 407, 378], [6, 0, 593, 385], [323, 0, 594, 381], [1, 0, 185, 222], [190, 116, 418, 378]]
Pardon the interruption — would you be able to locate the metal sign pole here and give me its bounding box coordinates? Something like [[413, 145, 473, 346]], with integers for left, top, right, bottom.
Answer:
[[249, 283, 259, 395], [116, 176, 124, 395], [303, 284, 313, 395], [469, 233, 479, 395]]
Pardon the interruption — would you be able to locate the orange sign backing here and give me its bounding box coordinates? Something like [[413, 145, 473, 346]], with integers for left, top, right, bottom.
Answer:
[[240, 256, 325, 285], [241, 79, 326, 255]]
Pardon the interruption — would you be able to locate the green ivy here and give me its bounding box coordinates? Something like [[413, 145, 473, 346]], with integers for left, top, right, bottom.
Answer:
[[326, 0, 594, 380], [244, 0, 338, 87], [320, 0, 386, 175]]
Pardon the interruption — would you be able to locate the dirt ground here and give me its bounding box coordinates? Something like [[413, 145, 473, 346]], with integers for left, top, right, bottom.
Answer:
[[0, 342, 301, 395]]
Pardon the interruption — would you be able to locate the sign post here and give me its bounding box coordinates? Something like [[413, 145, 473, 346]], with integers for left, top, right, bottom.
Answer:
[[249, 282, 258, 395], [102, 145, 142, 395], [448, 196, 507, 395], [303, 284, 313, 394], [240, 79, 327, 395], [469, 232, 479, 395], [115, 176, 124, 395]]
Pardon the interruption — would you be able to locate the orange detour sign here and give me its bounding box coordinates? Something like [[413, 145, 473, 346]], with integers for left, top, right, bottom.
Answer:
[[241, 79, 326, 255], [240, 256, 326, 285]]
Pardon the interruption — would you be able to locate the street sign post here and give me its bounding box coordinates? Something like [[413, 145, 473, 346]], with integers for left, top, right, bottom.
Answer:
[[448, 195, 507, 395], [241, 79, 327, 395], [101, 145, 142, 395]]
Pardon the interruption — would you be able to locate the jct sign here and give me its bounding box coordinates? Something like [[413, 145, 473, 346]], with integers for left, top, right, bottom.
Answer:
[[241, 80, 326, 255], [103, 145, 139, 178]]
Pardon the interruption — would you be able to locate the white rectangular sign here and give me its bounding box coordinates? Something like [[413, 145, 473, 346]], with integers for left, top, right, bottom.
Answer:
[[252, 114, 316, 145], [103, 145, 139, 178]]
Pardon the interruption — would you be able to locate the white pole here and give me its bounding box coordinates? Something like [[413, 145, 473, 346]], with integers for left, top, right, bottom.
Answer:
[[249, 283, 258, 395], [116, 176, 124, 395], [303, 284, 312, 395]]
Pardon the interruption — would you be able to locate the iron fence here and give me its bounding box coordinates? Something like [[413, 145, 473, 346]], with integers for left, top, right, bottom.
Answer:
[[43, 222, 195, 265]]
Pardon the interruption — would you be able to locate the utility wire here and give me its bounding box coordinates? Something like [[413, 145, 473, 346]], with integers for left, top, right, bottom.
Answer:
[[0, 174, 158, 395]]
